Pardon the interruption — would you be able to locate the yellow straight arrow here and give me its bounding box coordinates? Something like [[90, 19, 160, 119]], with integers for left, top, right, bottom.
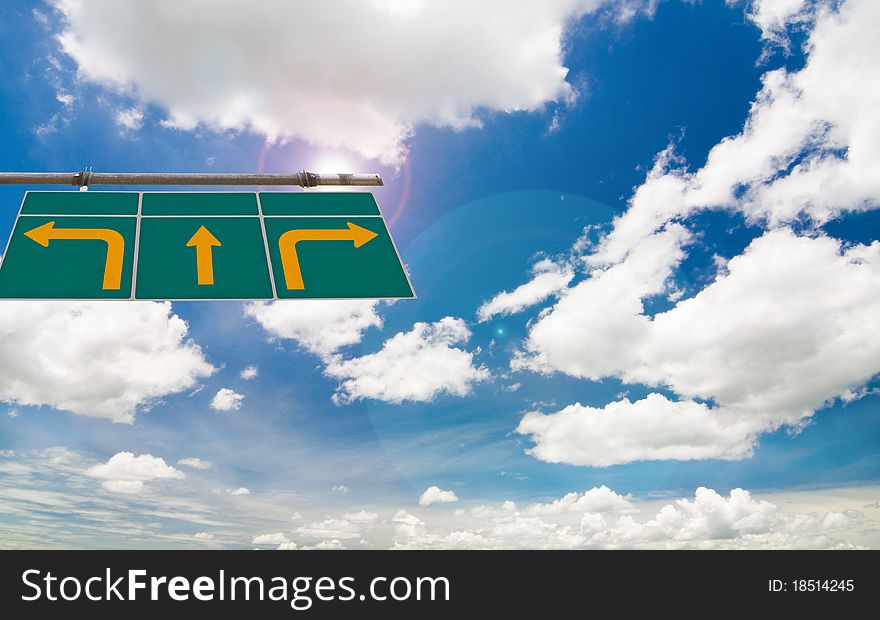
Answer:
[[278, 221, 378, 290], [24, 221, 125, 290], [186, 225, 221, 285]]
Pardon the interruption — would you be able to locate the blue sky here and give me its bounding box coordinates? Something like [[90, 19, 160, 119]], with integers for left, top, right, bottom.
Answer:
[[1, 0, 878, 549]]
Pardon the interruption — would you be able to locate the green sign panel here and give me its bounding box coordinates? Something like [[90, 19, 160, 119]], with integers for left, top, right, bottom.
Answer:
[[0, 191, 414, 300]]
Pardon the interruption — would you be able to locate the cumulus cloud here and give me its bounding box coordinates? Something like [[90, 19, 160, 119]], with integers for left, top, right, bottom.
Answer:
[[636, 232, 880, 419], [239, 366, 258, 380], [88, 451, 184, 494], [342, 511, 379, 524], [746, 0, 809, 48], [419, 486, 460, 506], [331, 485, 349, 495], [247, 304, 487, 406], [524, 485, 635, 515], [470, 501, 518, 520], [590, 0, 880, 265], [177, 457, 213, 470], [477, 258, 574, 322], [394, 487, 862, 549], [0, 302, 214, 423], [252, 512, 380, 548], [251, 532, 289, 546], [303, 539, 344, 550], [245, 300, 381, 359], [227, 487, 251, 496], [514, 223, 690, 380], [194, 532, 214, 540], [326, 317, 490, 404], [508, 0, 880, 465], [210, 388, 244, 411], [47, 0, 648, 165], [517, 230, 880, 464], [589, 487, 779, 548], [89, 452, 184, 481], [296, 517, 369, 540], [3, 450, 872, 548], [517, 394, 762, 466]]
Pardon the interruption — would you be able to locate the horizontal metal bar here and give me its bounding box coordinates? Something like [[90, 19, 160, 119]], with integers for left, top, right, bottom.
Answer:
[[0, 171, 383, 187]]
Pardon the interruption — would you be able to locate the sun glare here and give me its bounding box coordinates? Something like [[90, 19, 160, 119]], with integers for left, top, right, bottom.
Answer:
[[312, 155, 356, 174]]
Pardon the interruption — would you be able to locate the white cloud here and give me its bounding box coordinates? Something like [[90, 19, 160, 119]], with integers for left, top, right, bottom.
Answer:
[[590, 0, 880, 265], [2, 449, 874, 548], [35, 119, 60, 138], [517, 230, 880, 464], [524, 485, 635, 515], [88, 452, 184, 494], [517, 394, 762, 467], [114, 106, 143, 130], [228, 487, 251, 496], [392, 510, 428, 542], [326, 317, 489, 404], [56, 92, 74, 107], [239, 366, 258, 380], [591, 487, 780, 548], [6, 409, 19, 419], [636, 232, 880, 418], [33, 8, 50, 26], [88, 452, 184, 481], [296, 518, 364, 540], [248, 305, 489, 406], [470, 501, 518, 520], [419, 486, 459, 506], [304, 539, 344, 550], [342, 511, 379, 524], [49, 0, 640, 166], [194, 532, 214, 540], [746, 0, 808, 47], [506, 0, 880, 466], [177, 457, 213, 470], [514, 223, 690, 380], [245, 300, 381, 359], [332, 485, 349, 495], [210, 388, 244, 411], [0, 302, 214, 423], [252, 532, 288, 546], [101, 480, 144, 494], [394, 486, 864, 549], [477, 258, 574, 322], [36, 447, 78, 465]]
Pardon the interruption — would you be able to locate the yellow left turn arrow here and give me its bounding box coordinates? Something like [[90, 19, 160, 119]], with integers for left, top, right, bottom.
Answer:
[[186, 225, 221, 285], [24, 221, 125, 290]]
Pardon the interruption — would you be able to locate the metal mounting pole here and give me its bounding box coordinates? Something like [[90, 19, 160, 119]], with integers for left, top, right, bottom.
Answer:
[[0, 171, 383, 188]]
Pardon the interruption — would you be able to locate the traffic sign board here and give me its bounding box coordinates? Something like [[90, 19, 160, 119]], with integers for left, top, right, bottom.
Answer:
[[263, 216, 411, 298], [0, 191, 414, 300]]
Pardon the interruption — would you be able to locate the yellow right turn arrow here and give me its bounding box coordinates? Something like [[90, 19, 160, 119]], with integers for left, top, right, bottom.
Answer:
[[186, 225, 222, 285], [278, 221, 378, 290]]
